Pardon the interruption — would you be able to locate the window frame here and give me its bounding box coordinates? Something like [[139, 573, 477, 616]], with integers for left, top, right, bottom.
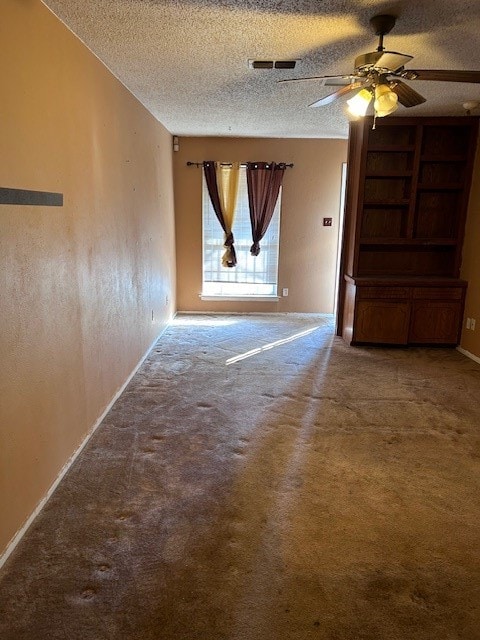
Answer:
[[201, 168, 282, 301]]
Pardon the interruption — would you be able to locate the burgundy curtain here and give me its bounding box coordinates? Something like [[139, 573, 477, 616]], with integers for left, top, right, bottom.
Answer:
[[203, 161, 236, 267], [246, 162, 286, 256]]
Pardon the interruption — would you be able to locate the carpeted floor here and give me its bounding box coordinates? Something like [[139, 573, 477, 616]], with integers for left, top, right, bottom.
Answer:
[[1, 313, 480, 640]]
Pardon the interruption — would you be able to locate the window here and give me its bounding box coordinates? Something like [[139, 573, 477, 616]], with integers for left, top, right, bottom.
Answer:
[[202, 168, 281, 298]]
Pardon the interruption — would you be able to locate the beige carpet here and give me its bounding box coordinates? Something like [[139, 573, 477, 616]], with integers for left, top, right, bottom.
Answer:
[[1, 313, 480, 640]]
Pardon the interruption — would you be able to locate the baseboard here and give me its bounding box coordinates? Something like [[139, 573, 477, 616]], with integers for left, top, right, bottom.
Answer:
[[176, 311, 334, 317], [456, 346, 480, 365], [0, 320, 172, 571]]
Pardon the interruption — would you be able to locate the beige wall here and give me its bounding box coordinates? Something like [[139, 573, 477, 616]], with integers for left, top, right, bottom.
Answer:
[[460, 137, 480, 358], [174, 137, 347, 313], [0, 0, 176, 555]]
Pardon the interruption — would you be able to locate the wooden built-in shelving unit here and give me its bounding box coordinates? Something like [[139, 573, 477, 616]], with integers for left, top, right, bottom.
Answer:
[[337, 116, 478, 345]]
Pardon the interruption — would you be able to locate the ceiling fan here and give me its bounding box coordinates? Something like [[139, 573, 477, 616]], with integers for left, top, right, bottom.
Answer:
[[280, 14, 480, 118]]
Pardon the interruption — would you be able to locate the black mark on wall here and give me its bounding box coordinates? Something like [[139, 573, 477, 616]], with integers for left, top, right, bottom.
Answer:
[[0, 188, 63, 207]]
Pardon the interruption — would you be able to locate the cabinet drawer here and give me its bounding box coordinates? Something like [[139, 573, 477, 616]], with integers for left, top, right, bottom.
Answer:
[[413, 287, 463, 300], [357, 286, 411, 300]]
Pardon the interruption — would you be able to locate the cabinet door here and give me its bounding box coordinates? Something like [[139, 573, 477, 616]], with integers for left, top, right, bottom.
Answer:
[[354, 301, 410, 344], [409, 301, 461, 344]]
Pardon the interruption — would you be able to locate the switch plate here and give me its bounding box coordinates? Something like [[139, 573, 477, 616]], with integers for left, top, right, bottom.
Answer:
[[282, 288, 289, 297], [323, 217, 333, 226], [466, 317, 471, 329], [472, 318, 476, 331]]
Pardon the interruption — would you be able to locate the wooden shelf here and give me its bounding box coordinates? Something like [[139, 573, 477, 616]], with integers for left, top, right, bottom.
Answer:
[[363, 199, 410, 206], [417, 182, 463, 190], [359, 238, 457, 246], [345, 274, 467, 286], [365, 171, 413, 178], [338, 116, 479, 346], [420, 155, 466, 162], [368, 145, 415, 152]]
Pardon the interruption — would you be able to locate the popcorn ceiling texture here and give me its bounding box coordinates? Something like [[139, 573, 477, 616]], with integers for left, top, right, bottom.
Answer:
[[42, 0, 480, 138]]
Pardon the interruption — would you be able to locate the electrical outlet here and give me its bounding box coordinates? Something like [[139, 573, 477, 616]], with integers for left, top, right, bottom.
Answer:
[[323, 217, 333, 227], [466, 317, 471, 329], [282, 288, 289, 297], [151, 310, 154, 323], [471, 318, 476, 331]]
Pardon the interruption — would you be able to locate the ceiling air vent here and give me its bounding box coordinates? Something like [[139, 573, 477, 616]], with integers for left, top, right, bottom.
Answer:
[[248, 60, 298, 70], [274, 60, 297, 69], [250, 60, 274, 69]]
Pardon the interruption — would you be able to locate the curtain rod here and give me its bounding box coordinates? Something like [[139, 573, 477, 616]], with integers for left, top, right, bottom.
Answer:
[[186, 161, 294, 168]]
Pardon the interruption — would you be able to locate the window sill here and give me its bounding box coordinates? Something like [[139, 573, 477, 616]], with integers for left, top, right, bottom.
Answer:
[[199, 295, 280, 302]]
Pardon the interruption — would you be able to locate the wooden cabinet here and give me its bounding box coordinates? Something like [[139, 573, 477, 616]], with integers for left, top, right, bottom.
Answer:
[[355, 300, 410, 344], [343, 278, 466, 345], [409, 302, 461, 344], [410, 284, 464, 344], [354, 283, 410, 344], [338, 117, 477, 346]]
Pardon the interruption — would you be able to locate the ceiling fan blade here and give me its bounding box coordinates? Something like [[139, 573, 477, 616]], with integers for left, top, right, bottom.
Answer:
[[309, 81, 365, 107], [324, 76, 365, 86], [278, 74, 360, 85], [401, 69, 480, 83], [390, 80, 426, 107]]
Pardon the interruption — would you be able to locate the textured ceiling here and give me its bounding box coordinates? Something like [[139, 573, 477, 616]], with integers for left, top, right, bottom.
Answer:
[[42, 0, 480, 138]]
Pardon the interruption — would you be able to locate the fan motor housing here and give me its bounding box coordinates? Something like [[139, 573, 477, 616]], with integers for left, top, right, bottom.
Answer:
[[355, 51, 388, 74], [354, 50, 413, 76]]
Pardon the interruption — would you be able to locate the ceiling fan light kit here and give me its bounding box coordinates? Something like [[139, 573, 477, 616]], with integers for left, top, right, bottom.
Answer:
[[373, 84, 399, 117], [463, 100, 480, 115], [280, 13, 480, 120], [346, 84, 398, 120], [346, 88, 373, 117]]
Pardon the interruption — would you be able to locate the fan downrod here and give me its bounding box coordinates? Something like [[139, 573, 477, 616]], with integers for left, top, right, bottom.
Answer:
[[370, 14, 396, 52]]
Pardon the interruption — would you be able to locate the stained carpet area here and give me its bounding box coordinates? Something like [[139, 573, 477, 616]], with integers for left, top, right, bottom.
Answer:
[[1, 313, 480, 640]]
